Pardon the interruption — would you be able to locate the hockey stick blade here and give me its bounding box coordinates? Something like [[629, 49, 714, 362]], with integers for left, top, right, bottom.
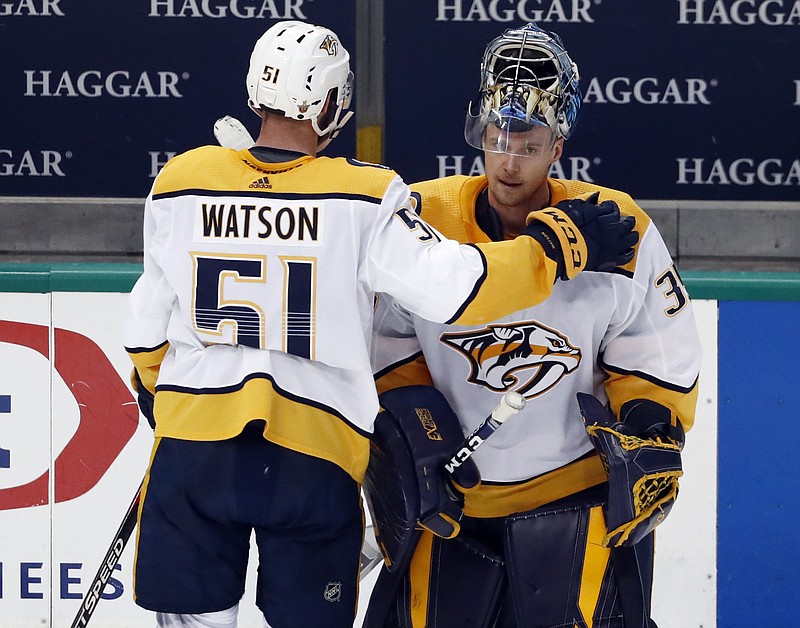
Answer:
[[70, 480, 142, 628], [214, 115, 255, 150], [444, 391, 526, 475]]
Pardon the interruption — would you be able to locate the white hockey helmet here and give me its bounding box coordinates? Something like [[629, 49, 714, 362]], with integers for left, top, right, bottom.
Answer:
[[246, 20, 353, 145], [465, 23, 582, 155]]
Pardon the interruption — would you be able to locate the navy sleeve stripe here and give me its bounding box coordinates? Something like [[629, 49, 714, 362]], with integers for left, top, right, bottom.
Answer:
[[600, 354, 699, 394], [152, 188, 385, 204]]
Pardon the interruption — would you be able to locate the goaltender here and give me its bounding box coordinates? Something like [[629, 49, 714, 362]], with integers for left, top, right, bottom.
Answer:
[[364, 23, 701, 628]]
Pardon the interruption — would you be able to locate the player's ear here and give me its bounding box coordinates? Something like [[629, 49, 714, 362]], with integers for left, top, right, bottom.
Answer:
[[550, 136, 564, 163]]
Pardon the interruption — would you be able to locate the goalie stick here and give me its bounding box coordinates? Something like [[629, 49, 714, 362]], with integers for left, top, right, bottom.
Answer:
[[70, 480, 142, 628], [444, 391, 526, 476], [360, 391, 526, 580]]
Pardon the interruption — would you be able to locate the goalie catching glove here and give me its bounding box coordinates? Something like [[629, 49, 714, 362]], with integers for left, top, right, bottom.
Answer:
[[524, 192, 638, 280], [576, 392, 685, 548]]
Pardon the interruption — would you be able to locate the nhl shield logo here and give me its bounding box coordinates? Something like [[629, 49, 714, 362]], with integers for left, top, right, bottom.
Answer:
[[324, 581, 342, 602]]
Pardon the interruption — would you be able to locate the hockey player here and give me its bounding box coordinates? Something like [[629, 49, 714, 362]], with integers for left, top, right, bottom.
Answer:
[[364, 23, 702, 628], [123, 20, 638, 628]]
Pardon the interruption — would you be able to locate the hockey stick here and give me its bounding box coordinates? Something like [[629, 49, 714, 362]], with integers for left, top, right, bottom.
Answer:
[[360, 392, 526, 581], [214, 115, 255, 150], [444, 391, 526, 476], [70, 480, 143, 628]]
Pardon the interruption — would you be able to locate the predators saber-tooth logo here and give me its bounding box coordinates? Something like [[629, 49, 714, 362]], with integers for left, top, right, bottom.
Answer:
[[319, 34, 338, 56], [441, 321, 580, 397]]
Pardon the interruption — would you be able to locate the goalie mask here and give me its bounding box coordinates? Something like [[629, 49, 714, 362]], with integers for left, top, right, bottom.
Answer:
[[465, 23, 582, 156], [246, 20, 354, 148]]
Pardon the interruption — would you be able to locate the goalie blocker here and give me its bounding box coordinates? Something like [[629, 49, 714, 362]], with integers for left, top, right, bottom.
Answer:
[[362, 386, 483, 572]]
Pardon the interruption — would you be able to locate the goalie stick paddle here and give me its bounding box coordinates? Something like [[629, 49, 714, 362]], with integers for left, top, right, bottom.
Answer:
[[70, 480, 142, 628]]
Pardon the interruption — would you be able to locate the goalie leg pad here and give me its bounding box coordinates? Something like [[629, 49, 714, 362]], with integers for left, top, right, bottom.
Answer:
[[364, 530, 505, 628], [504, 486, 656, 628], [363, 386, 480, 571]]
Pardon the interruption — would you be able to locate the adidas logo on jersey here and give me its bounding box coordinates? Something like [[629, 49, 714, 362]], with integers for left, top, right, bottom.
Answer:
[[249, 176, 271, 189]]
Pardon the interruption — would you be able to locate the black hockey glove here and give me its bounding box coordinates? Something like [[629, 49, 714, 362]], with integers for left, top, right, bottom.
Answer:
[[132, 369, 156, 430], [524, 192, 638, 280], [577, 393, 684, 548]]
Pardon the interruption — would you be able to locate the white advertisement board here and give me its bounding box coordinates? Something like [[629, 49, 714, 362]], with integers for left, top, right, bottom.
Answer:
[[0, 293, 718, 627]]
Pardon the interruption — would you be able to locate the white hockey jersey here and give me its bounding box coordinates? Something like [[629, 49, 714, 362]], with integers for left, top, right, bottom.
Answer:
[[371, 175, 702, 516], [124, 147, 559, 481]]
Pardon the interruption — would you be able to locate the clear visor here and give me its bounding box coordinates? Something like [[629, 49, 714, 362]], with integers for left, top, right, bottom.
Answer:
[[464, 101, 557, 157]]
